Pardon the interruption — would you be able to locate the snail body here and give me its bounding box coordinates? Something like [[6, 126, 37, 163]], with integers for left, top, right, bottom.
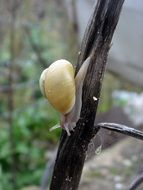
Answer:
[[39, 57, 91, 135]]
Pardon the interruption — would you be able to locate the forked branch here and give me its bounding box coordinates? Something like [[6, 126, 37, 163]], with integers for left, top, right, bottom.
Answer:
[[49, 0, 125, 190]]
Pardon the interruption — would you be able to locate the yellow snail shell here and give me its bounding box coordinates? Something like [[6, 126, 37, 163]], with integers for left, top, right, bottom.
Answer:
[[39, 59, 76, 114]]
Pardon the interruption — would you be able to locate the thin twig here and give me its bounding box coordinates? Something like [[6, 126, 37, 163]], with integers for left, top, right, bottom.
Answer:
[[129, 172, 143, 190], [24, 26, 48, 69], [97, 123, 143, 141], [8, 0, 20, 188], [40, 149, 57, 190]]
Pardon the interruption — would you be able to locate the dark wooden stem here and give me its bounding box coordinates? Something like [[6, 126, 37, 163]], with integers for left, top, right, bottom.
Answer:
[[50, 0, 124, 190], [97, 123, 143, 141], [129, 172, 143, 190]]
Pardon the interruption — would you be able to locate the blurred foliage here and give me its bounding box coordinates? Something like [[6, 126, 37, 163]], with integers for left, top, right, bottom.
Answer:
[[0, 100, 60, 189]]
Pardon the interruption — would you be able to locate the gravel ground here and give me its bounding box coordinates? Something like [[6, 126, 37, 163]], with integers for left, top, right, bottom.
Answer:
[[79, 137, 143, 190]]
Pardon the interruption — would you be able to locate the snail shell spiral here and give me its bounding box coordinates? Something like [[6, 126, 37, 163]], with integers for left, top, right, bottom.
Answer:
[[39, 59, 76, 114]]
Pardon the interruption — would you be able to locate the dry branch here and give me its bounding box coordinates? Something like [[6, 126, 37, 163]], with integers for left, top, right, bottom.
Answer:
[[97, 123, 143, 141], [129, 172, 143, 190], [49, 0, 125, 190]]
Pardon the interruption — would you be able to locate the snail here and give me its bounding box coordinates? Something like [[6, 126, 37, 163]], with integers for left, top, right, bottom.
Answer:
[[39, 56, 91, 136]]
